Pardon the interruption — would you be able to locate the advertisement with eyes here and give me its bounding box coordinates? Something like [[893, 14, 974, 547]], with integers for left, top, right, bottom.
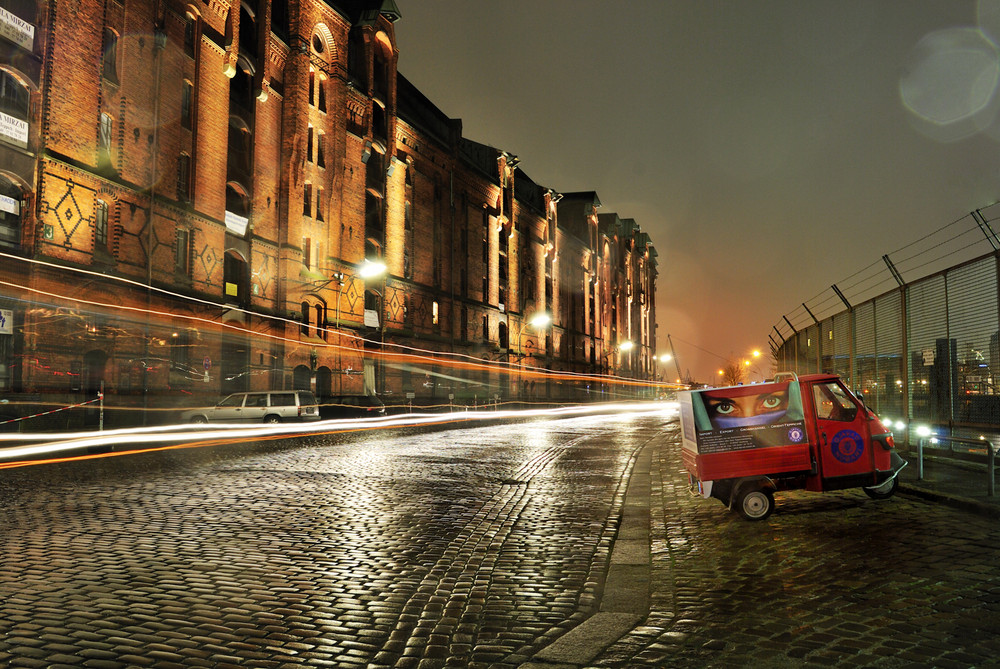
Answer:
[[688, 381, 807, 453]]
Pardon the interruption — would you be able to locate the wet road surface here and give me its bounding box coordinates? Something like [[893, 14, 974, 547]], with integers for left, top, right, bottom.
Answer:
[[2, 410, 1000, 668]]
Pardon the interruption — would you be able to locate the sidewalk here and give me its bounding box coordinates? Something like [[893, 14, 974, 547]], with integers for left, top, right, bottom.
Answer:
[[896, 449, 1000, 518]]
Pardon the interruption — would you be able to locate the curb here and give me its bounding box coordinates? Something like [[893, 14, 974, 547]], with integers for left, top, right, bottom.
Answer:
[[520, 442, 653, 668], [898, 482, 1000, 519]]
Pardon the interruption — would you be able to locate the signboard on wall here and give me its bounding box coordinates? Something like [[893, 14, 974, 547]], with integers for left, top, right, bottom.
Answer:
[[0, 309, 13, 335], [0, 111, 28, 149], [0, 7, 34, 50], [0, 194, 18, 216], [224, 210, 249, 236]]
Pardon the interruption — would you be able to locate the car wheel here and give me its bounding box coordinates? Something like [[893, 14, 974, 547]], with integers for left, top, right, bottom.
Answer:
[[736, 488, 774, 521], [190, 416, 208, 424], [863, 476, 898, 500], [263, 414, 281, 424]]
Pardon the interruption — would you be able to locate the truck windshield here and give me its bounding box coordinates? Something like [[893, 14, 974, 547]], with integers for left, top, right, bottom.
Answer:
[[812, 382, 858, 422]]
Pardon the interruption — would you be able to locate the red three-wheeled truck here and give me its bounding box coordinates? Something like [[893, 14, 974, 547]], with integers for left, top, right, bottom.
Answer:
[[680, 372, 907, 520]]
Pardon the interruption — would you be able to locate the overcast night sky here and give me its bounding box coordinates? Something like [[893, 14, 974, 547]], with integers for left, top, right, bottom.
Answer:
[[394, 1, 1000, 382]]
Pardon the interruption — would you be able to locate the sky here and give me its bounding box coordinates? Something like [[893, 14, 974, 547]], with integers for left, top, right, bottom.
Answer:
[[394, 0, 1000, 383]]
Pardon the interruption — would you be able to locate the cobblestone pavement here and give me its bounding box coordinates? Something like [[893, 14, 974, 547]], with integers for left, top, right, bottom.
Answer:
[[589, 420, 1000, 668], [0, 412, 667, 668]]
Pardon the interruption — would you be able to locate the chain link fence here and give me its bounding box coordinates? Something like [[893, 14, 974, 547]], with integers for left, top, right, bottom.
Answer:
[[772, 201, 1000, 445]]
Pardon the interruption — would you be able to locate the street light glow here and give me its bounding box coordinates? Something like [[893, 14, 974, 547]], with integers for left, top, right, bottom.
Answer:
[[359, 259, 387, 279], [619, 341, 634, 352], [527, 312, 551, 329]]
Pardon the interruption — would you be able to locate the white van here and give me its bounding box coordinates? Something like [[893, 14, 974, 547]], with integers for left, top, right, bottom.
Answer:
[[181, 390, 321, 424]]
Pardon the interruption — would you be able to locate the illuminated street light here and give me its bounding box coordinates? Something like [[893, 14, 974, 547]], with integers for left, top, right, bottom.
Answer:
[[527, 312, 551, 329], [359, 259, 387, 279], [513, 312, 551, 404], [619, 341, 634, 352]]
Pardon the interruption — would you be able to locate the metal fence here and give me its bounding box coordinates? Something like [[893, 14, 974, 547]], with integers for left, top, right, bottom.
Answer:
[[772, 202, 1000, 445]]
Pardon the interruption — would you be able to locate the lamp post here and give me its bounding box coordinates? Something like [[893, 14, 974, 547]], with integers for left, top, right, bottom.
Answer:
[[513, 311, 550, 405], [330, 260, 386, 395]]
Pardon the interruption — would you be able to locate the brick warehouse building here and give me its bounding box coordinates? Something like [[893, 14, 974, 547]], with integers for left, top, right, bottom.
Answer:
[[0, 0, 658, 426]]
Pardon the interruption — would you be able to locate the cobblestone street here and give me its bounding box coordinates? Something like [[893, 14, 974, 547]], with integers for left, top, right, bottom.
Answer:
[[590, 420, 1000, 668], [0, 413, 662, 668], [1, 410, 999, 668]]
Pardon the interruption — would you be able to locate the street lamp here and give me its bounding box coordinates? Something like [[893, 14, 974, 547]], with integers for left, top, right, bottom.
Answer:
[[331, 260, 387, 394], [513, 311, 551, 403]]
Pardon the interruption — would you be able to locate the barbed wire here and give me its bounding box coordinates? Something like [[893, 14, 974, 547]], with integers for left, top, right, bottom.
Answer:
[[771, 203, 1000, 340]]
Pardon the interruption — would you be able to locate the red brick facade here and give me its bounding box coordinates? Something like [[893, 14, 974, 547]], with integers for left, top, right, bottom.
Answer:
[[0, 0, 658, 426]]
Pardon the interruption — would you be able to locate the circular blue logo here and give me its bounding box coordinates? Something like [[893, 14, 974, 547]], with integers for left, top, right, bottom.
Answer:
[[787, 426, 805, 443], [831, 429, 864, 463]]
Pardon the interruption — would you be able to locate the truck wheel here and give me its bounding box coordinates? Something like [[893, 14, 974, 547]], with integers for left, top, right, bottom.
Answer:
[[736, 488, 774, 521], [863, 476, 898, 500]]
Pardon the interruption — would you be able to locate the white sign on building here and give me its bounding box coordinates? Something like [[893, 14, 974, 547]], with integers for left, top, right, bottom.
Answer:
[[0, 309, 13, 335], [224, 210, 249, 236], [0, 7, 34, 51], [0, 194, 18, 216], [0, 111, 28, 149]]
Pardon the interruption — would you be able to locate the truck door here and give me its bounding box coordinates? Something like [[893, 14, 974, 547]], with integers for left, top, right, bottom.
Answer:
[[809, 380, 875, 487]]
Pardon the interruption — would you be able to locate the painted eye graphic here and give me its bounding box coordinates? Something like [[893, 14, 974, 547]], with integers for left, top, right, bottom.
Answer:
[[761, 396, 782, 409], [715, 401, 736, 415]]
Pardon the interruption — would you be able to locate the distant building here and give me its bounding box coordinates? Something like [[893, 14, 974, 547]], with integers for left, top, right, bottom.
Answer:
[[0, 0, 658, 425]]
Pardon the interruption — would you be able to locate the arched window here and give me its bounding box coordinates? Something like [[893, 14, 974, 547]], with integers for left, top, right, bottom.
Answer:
[[0, 71, 29, 123], [293, 365, 311, 390], [98, 113, 113, 169], [347, 28, 366, 87], [499, 322, 509, 349], [300, 300, 310, 336], [315, 303, 326, 339], [223, 250, 248, 305], [373, 32, 392, 100], [238, 3, 257, 60], [183, 11, 200, 58], [225, 183, 250, 235], [102, 28, 119, 84], [94, 199, 108, 248]]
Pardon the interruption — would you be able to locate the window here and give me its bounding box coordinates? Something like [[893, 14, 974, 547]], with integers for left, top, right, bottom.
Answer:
[[175, 228, 190, 274], [98, 113, 113, 167], [184, 13, 197, 57], [306, 125, 313, 162], [0, 175, 22, 247], [315, 304, 326, 340], [178, 153, 191, 200], [308, 68, 315, 106], [303, 182, 311, 216], [0, 71, 29, 123], [223, 252, 247, 304], [102, 28, 118, 84], [94, 199, 108, 248], [432, 301, 439, 325], [316, 187, 324, 222], [181, 81, 193, 129], [300, 301, 310, 336], [302, 237, 311, 268], [316, 131, 325, 168], [813, 382, 859, 422], [318, 74, 327, 112]]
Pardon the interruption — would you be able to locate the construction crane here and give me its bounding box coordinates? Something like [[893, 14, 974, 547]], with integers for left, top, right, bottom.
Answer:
[[667, 334, 684, 383]]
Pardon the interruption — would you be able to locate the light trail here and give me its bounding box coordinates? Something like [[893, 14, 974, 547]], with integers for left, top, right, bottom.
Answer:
[[0, 251, 685, 390], [0, 402, 679, 468]]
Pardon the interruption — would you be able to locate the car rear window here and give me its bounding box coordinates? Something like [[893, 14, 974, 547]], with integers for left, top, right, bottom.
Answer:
[[269, 393, 296, 407]]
